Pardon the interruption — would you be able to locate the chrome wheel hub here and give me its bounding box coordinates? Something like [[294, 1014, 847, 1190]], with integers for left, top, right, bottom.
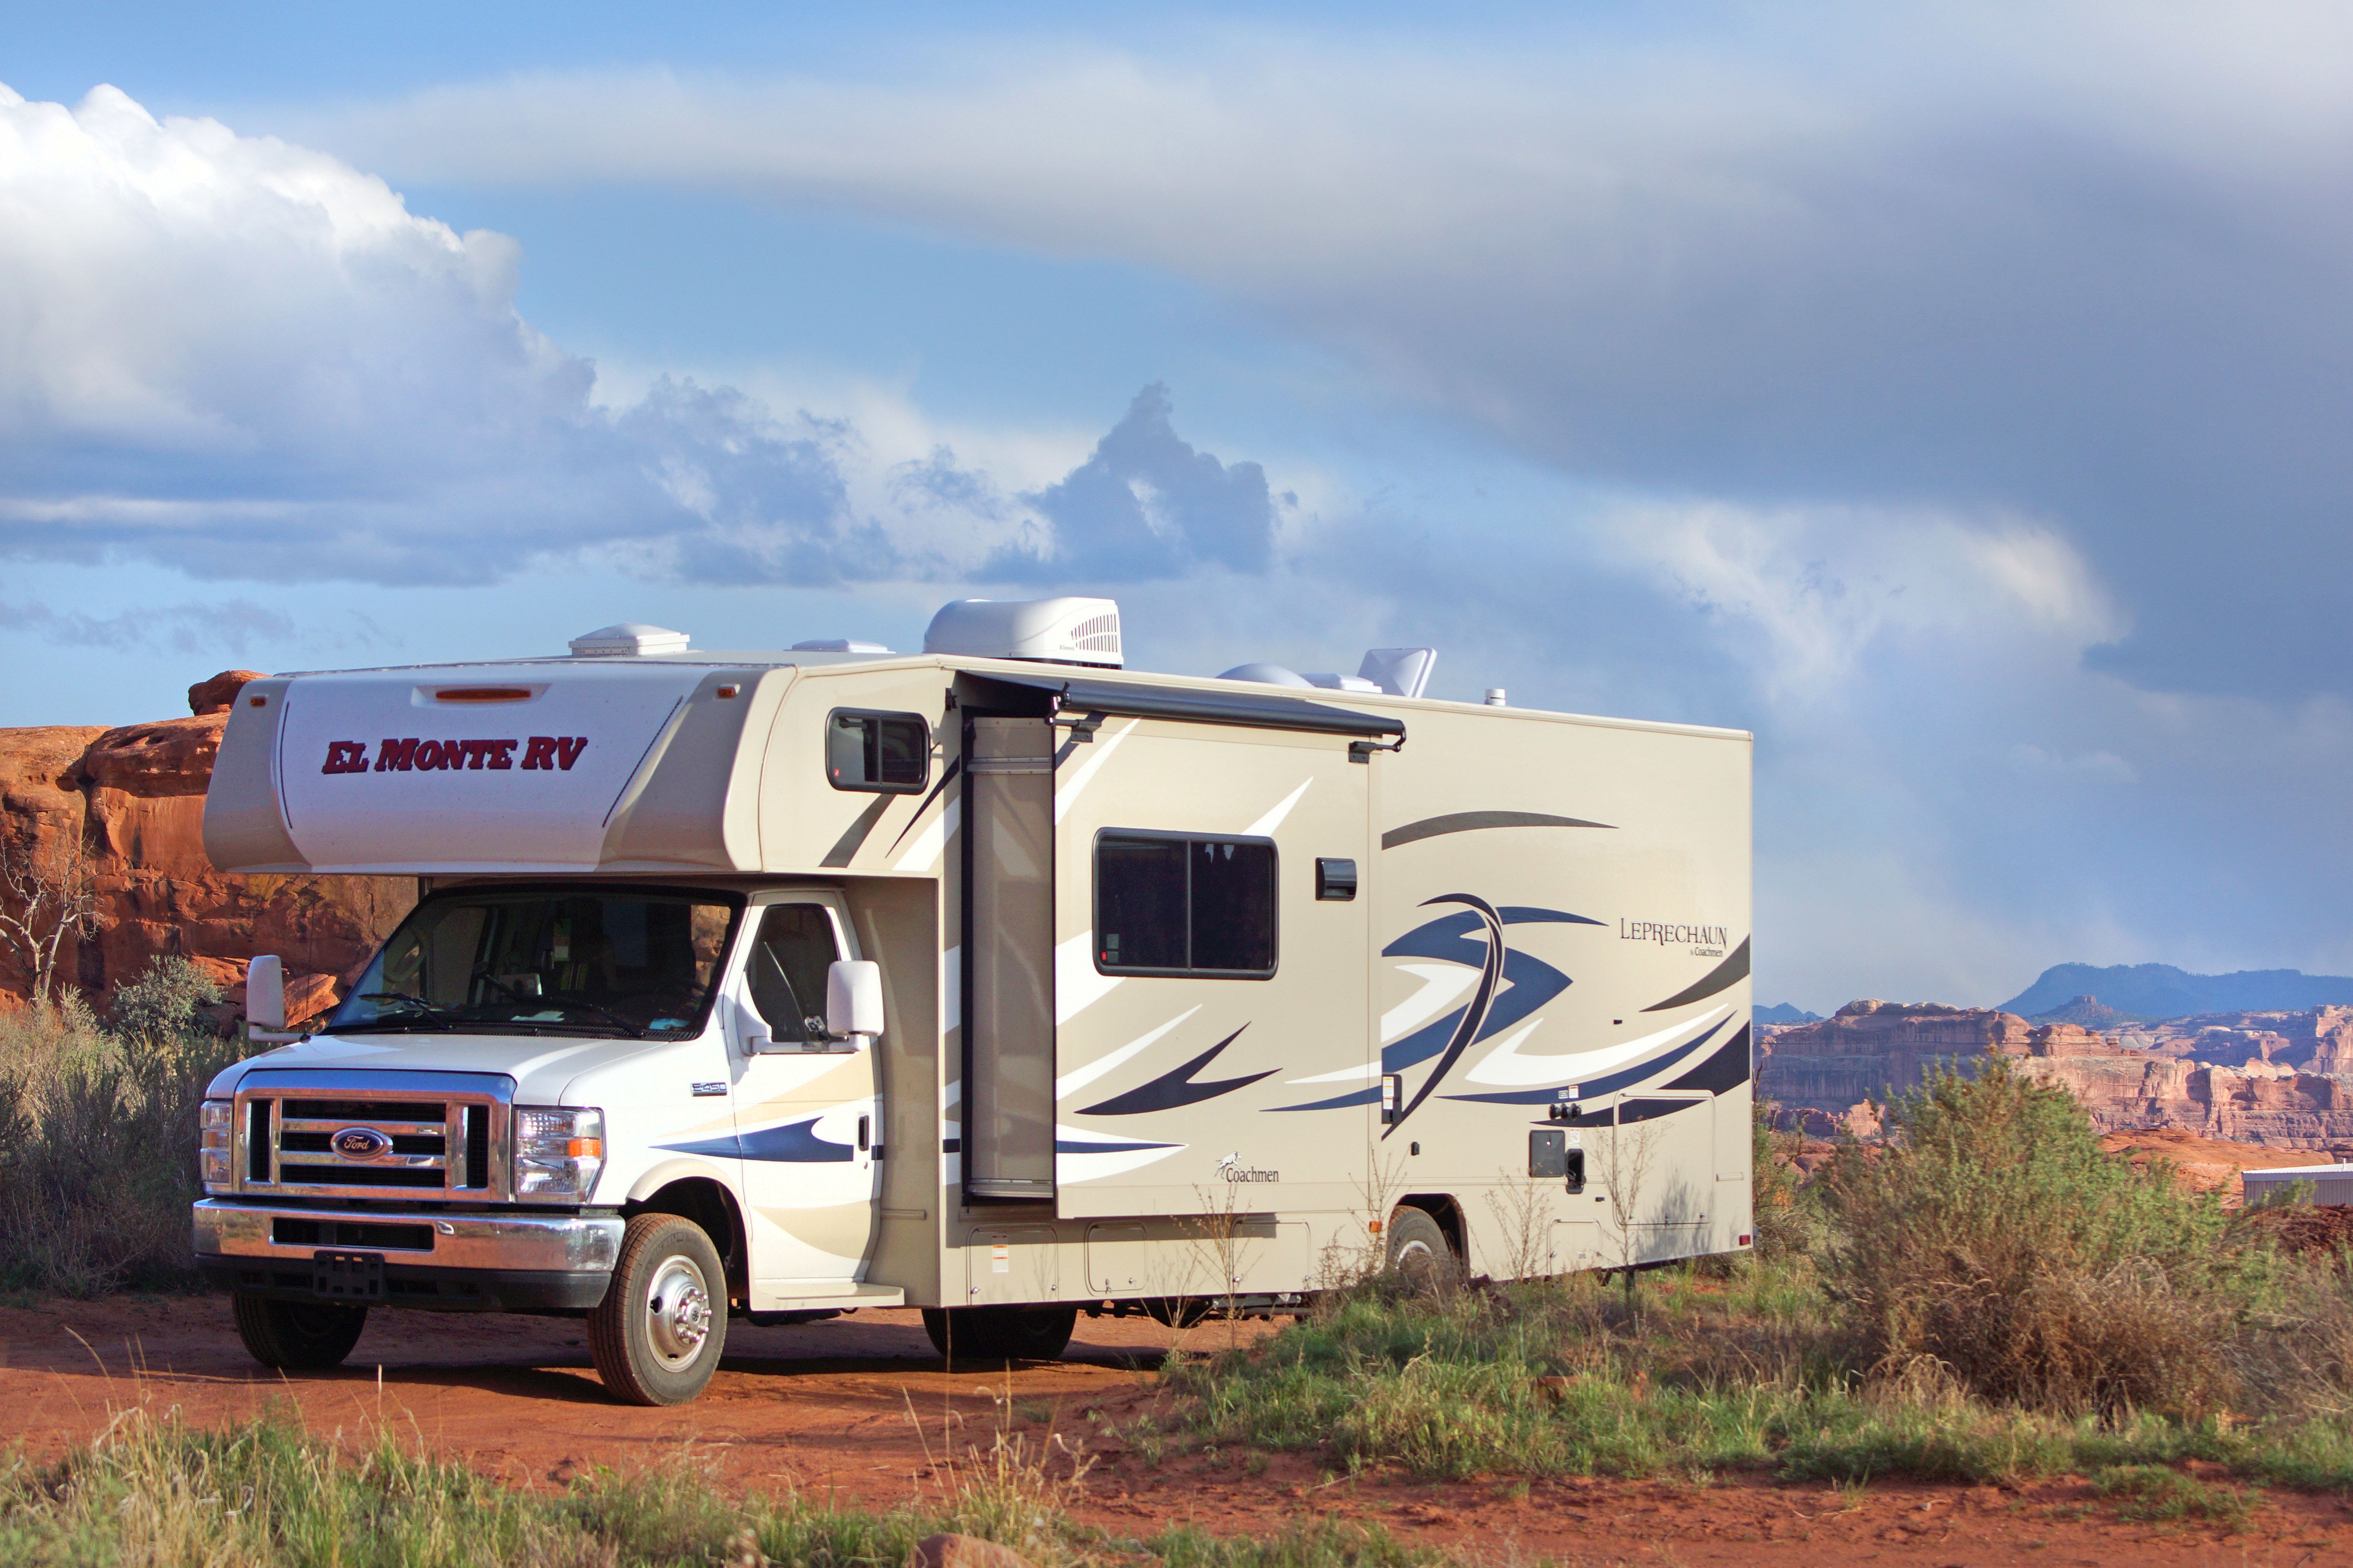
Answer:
[[645, 1255, 713, 1368]]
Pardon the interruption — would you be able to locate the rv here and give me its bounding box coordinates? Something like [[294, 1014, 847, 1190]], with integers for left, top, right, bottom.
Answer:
[[193, 598, 1753, 1404]]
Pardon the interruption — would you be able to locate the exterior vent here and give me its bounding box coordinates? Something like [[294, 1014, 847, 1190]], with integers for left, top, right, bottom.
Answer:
[[567, 623, 690, 658], [922, 598, 1122, 667]]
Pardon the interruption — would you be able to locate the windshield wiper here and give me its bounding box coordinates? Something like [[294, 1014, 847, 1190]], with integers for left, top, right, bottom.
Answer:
[[540, 998, 651, 1039], [337, 993, 460, 1031]]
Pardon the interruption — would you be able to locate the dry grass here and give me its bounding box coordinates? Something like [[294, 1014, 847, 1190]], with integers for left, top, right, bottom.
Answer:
[[0, 994, 241, 1296]]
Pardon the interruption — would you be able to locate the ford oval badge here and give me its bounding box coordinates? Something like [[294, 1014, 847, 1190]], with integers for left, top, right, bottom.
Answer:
[[332, 1126, 392, 1161]]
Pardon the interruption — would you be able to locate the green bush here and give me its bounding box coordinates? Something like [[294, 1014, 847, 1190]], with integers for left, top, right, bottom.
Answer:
[[1820, 1054, 2264, 1419], [105, 954, 224, 1043], [0, 995, 240, 1295]]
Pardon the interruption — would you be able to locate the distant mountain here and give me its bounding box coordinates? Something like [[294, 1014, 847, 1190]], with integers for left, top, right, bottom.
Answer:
[[1755, 1003, 1822, 1026], [1998, 963, 2353, 1021]]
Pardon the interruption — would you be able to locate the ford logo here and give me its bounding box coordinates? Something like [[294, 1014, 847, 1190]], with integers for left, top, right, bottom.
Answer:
[[331, 1127, 392, 1161]]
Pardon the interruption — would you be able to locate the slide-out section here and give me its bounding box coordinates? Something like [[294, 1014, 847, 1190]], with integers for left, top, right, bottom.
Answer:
[[962, 716, 1057, 1200]]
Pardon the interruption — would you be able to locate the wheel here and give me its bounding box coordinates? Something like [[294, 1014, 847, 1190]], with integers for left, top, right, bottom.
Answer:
[[1383, 1207, 1459, 1291], [920, 1305, 1078, 1365], [588, 1214, 729, 1405], [231, 1294, 367, 1370], [1143, 1297, 1210, 1328]]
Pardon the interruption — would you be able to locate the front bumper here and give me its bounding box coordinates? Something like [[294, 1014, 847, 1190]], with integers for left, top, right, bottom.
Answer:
[[193, 1199, 620, 1314]]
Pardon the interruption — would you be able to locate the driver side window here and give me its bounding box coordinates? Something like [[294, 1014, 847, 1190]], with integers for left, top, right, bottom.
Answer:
[[744, 904, 840, 1044]]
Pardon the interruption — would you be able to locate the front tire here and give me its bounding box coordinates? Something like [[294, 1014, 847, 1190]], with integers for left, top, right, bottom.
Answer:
[[921, 1305, 1077, 1365], [589, 1214, 728, 1406], [231, 1295, 367, 1370]]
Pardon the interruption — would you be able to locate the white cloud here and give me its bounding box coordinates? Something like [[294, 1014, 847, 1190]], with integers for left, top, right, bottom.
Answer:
[[0, 83, 1093, 588], [291, 9, 2353, 699], [1595, 498, 2122, 704]]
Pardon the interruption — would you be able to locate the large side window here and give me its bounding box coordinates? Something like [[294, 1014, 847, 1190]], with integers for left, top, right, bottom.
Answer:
[[1095, 832, 1277, 978], [744, 903, 841, 1044], [826, 709, 929, 793]]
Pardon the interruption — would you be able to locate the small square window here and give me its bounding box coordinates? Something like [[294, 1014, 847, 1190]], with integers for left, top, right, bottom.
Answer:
[[826, 710, 930, 793]]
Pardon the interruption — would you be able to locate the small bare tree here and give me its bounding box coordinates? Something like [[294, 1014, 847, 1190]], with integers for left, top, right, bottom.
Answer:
[[0, 826, 107, 1010], [1483, 1163, 1553, 1283], [1598, 1099, 1663, 1315], [1316, 1147, 1410, 1291], [1186, 1177, 1264, 1350]]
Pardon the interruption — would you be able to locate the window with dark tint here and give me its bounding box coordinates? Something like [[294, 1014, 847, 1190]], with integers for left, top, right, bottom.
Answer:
[[325, 888, 740, 1039], [826, 710, 929, 792], [1095, 832, 1277, 976], [744, 903, 841, 1044]]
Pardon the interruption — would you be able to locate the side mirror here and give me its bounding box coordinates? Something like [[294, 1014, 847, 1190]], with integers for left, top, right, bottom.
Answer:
[[248, 954, 287, 1031], [826, 960, 883, 1043], [245, 954, 301, 1044]]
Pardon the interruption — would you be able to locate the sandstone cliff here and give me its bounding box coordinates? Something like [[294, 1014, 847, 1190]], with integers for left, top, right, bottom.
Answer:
[[1761, 998, 2353, 1152], [0, 670, 413, 1020]]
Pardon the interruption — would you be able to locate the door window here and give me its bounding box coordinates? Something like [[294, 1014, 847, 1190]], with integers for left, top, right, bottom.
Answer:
[[744, 904, 840, 1044]]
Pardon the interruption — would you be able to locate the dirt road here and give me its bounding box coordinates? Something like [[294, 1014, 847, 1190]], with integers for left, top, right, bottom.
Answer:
[[5, 1294, 2351, 1566]]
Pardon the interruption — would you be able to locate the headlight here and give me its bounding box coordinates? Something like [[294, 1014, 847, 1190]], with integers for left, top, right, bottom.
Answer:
[[515, 1107, 604, 1199], [200, 1100, 233, 1190]]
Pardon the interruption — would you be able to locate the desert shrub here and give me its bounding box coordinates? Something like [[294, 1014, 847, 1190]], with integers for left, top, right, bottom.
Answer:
[[1749, 1101, 1821, 1264], [0, 994, 241, 1295], [105, 954, 222, 1042], [2090, 1463, 2258, 1526], [1820, 1054, 2264, 1419]]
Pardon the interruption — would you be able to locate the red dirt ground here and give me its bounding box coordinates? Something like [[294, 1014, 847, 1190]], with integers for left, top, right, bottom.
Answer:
[[5, 1294, 2352, 1565]]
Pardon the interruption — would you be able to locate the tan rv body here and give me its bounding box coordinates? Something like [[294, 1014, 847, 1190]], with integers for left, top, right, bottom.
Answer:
[[201, 649, 1752, 1315]]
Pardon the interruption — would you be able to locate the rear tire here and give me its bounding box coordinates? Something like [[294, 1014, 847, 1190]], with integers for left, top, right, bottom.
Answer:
[[1384, 1206, 1459, 1291], [589, 1213, 728, 1406], [1143, 1296, 1210, 1328], [231, 1294, 367, 1370], [921, 1305, 1078, 1365]]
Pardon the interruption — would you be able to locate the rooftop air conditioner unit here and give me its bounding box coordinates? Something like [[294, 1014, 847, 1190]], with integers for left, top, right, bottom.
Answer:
[[567, 623, 691, 657], [922, 598, 1122, 667]]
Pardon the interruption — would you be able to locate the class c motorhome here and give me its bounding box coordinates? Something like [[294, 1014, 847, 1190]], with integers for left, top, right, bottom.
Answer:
[[193, 597, 1753, 1404]]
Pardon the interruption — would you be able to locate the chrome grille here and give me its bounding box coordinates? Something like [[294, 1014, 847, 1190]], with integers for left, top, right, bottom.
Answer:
[[231, 1070, 515, 1202]]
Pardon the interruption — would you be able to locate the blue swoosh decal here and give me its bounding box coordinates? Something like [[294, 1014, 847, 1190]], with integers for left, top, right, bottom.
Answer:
[[1265, 1086, 1384, 1113], [656, 1115, 855, 1163]]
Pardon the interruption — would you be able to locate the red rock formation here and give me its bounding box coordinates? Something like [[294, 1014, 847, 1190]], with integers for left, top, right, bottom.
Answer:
[[0, 670, 413, 1016], [1762, 999, 2353, 1152], [188, 670, 266, 717], [1757, 999, 2033, 1111]]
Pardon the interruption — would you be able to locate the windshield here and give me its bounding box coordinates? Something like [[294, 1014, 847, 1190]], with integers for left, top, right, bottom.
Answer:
[[326, 887, 742, 1038]]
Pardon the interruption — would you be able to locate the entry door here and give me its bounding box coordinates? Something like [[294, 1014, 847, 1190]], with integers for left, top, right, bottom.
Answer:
[[724, 894, 880, 1294]]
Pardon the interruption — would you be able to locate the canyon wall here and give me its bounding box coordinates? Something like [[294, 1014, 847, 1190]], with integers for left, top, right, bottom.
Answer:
[[0, 670, 414, 1023], [1761, 999, 2353, 1152]]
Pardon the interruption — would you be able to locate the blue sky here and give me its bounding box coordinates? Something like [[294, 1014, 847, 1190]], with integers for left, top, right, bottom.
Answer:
[[6, 3, 2353, 1011]]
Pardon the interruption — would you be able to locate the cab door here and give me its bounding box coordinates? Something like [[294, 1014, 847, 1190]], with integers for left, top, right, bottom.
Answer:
[[722, 891, 880, 1299]]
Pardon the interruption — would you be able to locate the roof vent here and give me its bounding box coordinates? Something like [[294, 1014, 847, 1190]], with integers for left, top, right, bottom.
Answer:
[[923, 598, 1122, 667], [568, 623, 691, 658], [1220, 647, 1436, 698], [790, 639, 893, 654], [1357, 647, 1436, 699], [1218, 662, 1314, 688]]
